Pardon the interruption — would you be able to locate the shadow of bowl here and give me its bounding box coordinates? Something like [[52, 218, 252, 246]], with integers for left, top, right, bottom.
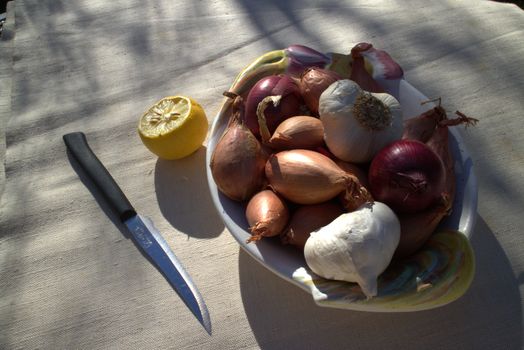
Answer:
[[154, 146, 225, 239], [238, 215, 522, 350]]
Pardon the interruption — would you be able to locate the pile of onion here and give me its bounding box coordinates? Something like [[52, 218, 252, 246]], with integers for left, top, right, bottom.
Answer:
[[210, 48, 477, 265]]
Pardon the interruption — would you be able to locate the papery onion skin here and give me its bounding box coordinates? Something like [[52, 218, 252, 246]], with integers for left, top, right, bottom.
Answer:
[[402, 105, 478, 143], [402, 106, 447, 143], [285, 45, 331, 77], [244, 75, 302, 137], [368, 140, 445, 214], [246, 189, 290, 243], [336, 160, 372, 210], [210, 94, 268, 201], [265, 149, 372, 208], [267, 116, 324, 150], [281, 201, 344, 248], [350, 43, 385, 93], [299, 67, 342, 115], [426, 125, 456, 209]]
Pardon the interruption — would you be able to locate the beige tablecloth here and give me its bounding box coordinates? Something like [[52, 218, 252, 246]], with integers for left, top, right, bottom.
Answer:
[[1, 1, 523, 349]]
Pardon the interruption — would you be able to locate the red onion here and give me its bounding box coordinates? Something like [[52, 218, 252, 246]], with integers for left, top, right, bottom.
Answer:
[[244, 75, 302, 137], [368, 140, 445, 214]]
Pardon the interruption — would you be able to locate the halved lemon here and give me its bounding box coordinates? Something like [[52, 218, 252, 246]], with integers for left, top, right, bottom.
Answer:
[[138, 96, 208, 160]]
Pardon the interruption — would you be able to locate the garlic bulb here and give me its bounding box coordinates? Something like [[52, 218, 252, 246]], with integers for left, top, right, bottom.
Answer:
[[303, 202, 400, 298], [319, 80, 403, 163]]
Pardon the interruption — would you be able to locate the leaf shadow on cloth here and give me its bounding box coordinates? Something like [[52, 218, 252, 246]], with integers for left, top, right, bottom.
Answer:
[[238, 216, 522, 350], [63, 148, 205, 308], [154, 146, 225, 239]]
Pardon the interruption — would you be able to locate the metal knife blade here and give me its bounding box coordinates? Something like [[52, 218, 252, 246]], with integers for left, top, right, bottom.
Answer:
[[63, 132, 211, 334]]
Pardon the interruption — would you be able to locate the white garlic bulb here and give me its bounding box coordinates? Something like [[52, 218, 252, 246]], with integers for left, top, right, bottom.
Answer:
[[319, 80, 403, 163], [304, 202, 400, 298]]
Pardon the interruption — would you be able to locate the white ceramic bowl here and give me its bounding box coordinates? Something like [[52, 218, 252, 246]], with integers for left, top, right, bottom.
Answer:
[[206, 50, 477, 311]]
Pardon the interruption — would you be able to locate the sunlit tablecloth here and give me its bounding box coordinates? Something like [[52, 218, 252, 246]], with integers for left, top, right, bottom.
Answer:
[[1, 1, 523, 349]]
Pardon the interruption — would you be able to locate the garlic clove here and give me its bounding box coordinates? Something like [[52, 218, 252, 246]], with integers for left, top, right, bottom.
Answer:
[[304, 202, 400, 298], [318, 79, 361, 115]]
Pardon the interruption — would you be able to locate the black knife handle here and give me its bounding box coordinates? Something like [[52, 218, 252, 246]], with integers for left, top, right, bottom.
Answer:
[[63, 132, 136, 222]]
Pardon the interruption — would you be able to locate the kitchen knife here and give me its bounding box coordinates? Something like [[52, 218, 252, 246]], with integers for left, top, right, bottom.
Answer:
[[63, 132, 211, 334]]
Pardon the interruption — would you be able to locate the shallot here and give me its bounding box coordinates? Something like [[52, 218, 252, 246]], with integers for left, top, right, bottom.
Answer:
[[402, 101, 478, 143], [298, 67, 341, 115], [281, 201, 344, 248], [265, 149, 372, 210], [210, 92, 268, 201], [246, 189, 289, 242], [395, 196, 451, 258], [260, 115, 324, 150]]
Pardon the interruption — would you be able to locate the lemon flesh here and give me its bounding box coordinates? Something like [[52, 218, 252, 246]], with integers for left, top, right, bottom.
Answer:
[[138, 96, 208, 160]]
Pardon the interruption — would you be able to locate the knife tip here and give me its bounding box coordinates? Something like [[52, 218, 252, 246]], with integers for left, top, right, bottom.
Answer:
[[202, 321, 212, 336], [198, 312, 212, 335]]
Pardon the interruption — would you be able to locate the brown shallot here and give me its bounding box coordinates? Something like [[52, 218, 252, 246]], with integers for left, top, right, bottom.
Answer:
[[261, 115, 324, 150], [265, 149, 372, 210], [281, 201, 344, 248], [395, 196, 451, 258], [246, 189, 289, 243], [402, 100, 478, 143], [299, 67, 342, 115], [426, 123, 457, 207], [210, 92, 268, 201]]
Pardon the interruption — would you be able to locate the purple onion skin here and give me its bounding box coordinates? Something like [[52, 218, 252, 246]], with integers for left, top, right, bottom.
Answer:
[[368, 140, 446, 214], [244, 75, 302, 137], [285, 45, 331, 77]]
